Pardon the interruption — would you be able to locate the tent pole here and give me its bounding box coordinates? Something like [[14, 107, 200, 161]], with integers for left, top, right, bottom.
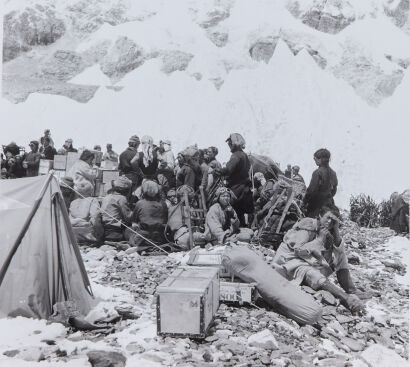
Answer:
[[0, 173, 54, 287]]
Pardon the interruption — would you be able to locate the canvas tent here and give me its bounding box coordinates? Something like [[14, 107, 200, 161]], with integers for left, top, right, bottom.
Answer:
[[0, 174, 94, 319]]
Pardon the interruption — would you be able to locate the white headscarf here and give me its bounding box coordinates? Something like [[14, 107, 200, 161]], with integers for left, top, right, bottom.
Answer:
[[141, 135, 154, 167]]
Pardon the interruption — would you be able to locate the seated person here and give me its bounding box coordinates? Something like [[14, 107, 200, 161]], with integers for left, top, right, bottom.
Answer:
[[100, 176, 133, 241], [272, 211, 365, 314], [60, 176, 75, 210], [69, 182, 100, 244], [166, 185, 205, 250], [67, 150, 97, 194], [129, 180, 168, 250], [205, 187, 253, 245]]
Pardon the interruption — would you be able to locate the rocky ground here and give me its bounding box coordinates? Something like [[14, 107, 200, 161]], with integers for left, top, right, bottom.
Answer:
[[0, 217, 408, 367]]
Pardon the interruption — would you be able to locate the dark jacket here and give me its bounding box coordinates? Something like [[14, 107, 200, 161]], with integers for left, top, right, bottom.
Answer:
[[176, 164, 197, 189], [43, 146, 57, 160], [221, 149, 253, 216], [133, 199, 168, 230], [25, 151, 41, 177], [118, 147, 142, 185], [136, 151, 158, 179], [303, 165, 338, 217], [221, 149, 251, 188], [390, 196, 409, 233]]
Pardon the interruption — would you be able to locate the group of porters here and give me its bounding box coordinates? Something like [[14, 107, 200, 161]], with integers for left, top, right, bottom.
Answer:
[[0, 132, 379, 338]]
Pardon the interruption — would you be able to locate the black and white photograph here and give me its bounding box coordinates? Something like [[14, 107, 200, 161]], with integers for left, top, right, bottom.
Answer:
[[0, 0, 409, 366]]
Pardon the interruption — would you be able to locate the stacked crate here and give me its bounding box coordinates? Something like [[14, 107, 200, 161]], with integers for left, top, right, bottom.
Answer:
[[156, 266, 219, 338]]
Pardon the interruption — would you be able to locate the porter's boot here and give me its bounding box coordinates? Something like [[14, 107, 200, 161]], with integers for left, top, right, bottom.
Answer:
[[336, 269, 356, 294], [320, 281, 364, 314]]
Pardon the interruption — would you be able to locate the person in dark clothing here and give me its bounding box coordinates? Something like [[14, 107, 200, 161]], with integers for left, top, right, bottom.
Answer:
[[390, 192, 409, 234], [23, 140, 41, 177], [118, 135, 143, 188], [60, 176, 75, 210], [63, 139, 78, 153], [42, 137, 57, 160], [176, 147, 200, 190], [40, 129, 54, 153], [129, 180, 168, 250], [130, 135, 158, 180], [215, 133, 254, 226], [303, 148, 339, 218], [284, 164, 292, 179]]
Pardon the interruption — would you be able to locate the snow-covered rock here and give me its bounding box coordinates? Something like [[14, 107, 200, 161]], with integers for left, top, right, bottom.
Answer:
[[361, 344, 409, 367], [3, 4, 66, 62], [247, 329, 279, 350]]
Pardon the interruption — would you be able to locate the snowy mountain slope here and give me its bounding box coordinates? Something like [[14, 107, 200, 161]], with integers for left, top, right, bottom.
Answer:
[[1, 0, 409, 207]]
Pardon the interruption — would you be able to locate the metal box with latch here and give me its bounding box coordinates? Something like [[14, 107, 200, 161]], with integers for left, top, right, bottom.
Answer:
[[156, 266, 219, 338]]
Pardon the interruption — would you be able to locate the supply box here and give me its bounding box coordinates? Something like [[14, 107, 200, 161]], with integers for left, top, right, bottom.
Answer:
[[186, 246, 230, 278], [39, 159, 53, 175], [220, 280, 257, 305], [156, 266, 219, 338]]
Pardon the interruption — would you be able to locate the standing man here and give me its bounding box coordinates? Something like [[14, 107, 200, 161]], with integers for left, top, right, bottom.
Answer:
[[215, 133, 254, 226], [303, 148, 339, 218], [23, 140, 41, 177], [118, 135, 142, 188], [292, 165, 305, 184], [40, 129, 54, 153], [103, 143, 119, 168], [42, 137, 57, 160]]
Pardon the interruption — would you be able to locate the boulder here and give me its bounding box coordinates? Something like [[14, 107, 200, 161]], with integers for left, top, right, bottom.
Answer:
[[87, 350, 126, 367], [247, 329, 279, 350], [249, 38, 279, 63], [361, 344, 408, 367]]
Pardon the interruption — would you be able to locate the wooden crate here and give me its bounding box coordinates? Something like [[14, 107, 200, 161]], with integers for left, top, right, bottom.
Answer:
[[66, 152, 81, 172], [156, 266, 219, 338], [103, 160, 118, 170], [39, 159, 53, 175], [186, 247, 231, 278], [53, 155, 67, 170], [220, 281, 257, 305]]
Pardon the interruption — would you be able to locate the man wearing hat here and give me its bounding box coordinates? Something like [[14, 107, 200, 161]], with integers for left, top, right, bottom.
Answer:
[[118, 135, 143, 188], [23, 140, 41, 177], [100, 176, 134, 241]]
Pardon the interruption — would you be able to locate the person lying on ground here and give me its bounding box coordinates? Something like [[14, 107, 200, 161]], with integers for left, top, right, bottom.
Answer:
[[205, 187, 253, 245], [69, 182, 101, 244], [100, 176, 134, 242], [272, 211, 365, 314], [129, 180, 168, 250], [303, 148, 339, 218]]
